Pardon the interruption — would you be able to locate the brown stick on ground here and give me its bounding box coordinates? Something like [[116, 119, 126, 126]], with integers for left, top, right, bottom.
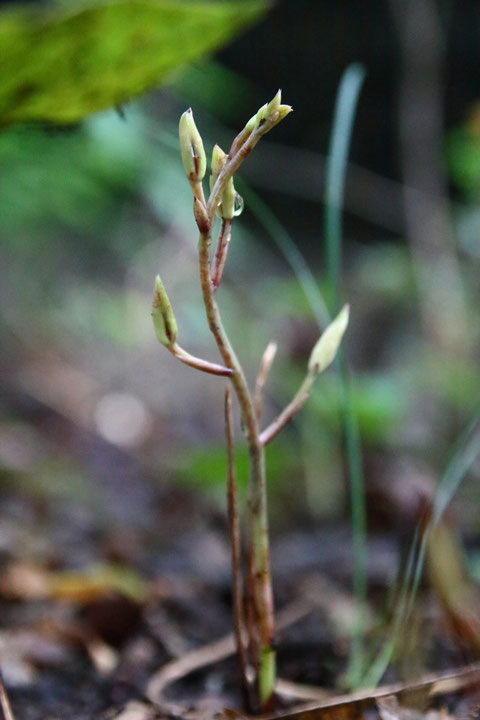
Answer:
[[0, 672, 15, 720], [225, 386, 252, 710], [146, 597, 313, 707]]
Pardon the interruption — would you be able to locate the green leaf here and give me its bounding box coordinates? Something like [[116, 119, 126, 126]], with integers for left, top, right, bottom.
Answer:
[[0, 0, 269, 124]]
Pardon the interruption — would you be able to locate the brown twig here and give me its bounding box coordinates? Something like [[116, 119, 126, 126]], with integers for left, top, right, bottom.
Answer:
[[0, 672, 15, 720], [259, 371, 316, 446], [212, 219, 233, 290], [146, 597, 313, 707], [254, 342, 278, 423], [225, 386, 252, 710]]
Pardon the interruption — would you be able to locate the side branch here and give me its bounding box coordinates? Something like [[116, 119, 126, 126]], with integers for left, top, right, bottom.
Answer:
[[169, 343, 232, 377], [255, 342, 278, 423], [259, 372, 316, 446], [207, 111, 285, 222]]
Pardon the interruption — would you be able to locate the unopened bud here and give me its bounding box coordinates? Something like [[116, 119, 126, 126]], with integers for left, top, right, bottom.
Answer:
[[221, 178, 236, 220], [179, 108, 206, 182], [308, 304, 350, 374], [209, 144, 227, 193], [233, 92, 292, 155], [209, 144, 236, 220], [271, 104, 293, 127], [255, 102, 269, 127], [243, 114, 257, 135], [152, 275, 178, 347], [256, 90, 292, 133], [266, 89, 282, 116]]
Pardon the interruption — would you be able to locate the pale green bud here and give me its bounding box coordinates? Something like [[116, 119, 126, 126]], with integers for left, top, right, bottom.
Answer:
[[209, 144, 236, 220], [209, 144, 227, 193], [308, 304, 350, 374], [256, 90, 292, 129], [266, 89, 282, 116], [179, 108, 206, 182], [255, 102, 269, 127], [221, 178, 236, 220], [152, 275, 178, 347], [271, 104, 293, 126], [234, 92, 291, 152], [243, 114, 257, 134]]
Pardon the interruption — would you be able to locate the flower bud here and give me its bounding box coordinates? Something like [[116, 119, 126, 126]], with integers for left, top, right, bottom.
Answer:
[[152, 275, 178, 347], [308, 304, 350, 374], [255, 102, 269, 127], [179, 108, 206, 182], [255, 90, 292, 133], [266, 89, 282, 116], [221, 178, 236, 220], [271, 103, 293, 127], [209, 144, 227, 193], [209, 144, 236, 220], [243, 114, 257, 135]]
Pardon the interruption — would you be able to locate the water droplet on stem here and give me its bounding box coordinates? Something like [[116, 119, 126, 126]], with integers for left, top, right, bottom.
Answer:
[[233, 193, 244, 217]]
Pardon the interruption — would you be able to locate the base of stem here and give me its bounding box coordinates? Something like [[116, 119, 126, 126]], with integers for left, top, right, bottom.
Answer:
[[259, 646, 276, 710]]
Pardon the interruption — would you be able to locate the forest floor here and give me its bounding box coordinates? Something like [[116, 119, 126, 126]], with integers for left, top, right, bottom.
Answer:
[[1, 378, 480, 720]]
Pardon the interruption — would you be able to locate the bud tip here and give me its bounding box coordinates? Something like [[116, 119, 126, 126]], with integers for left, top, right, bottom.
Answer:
[[308, 303, 350, 374]]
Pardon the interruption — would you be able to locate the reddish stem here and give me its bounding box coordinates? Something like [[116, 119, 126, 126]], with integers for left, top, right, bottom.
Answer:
[[211, 219, 232, 290], [225, 386, 253, 710]]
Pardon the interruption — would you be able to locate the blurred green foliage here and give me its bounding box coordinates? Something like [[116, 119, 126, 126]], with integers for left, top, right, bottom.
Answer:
[[0, 4, 479, 525], [0, 0, 268, 124], [446, 119, 480, 198]]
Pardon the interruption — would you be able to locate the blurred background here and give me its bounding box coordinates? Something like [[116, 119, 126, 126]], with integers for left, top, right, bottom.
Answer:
[[1, 0, 480, 714]]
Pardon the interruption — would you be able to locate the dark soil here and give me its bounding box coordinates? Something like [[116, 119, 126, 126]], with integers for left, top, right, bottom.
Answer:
[[0, 383, 479, 720]]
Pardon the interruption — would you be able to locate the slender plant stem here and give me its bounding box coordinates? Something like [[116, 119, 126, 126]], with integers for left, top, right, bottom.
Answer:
[[178, 106, 291, 710], [169, 343, 232, 377], [195, 135, 278, 704], [259, 371, 316, 446], [198, 226, 275, 708], [212, 218, 232, 290], [190, 179, 206, 207], [225, 386, 252, 710], [208, 115, 281, 227], [245, 547, 260, 673]]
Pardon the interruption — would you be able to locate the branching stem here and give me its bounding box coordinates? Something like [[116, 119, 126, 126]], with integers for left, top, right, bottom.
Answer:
[[211, 218, 232, 290], [259, 371, 317, 446], [197, 131, 277, 708], [169, 343, 232, 377], [207, 115, 281, 227]]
